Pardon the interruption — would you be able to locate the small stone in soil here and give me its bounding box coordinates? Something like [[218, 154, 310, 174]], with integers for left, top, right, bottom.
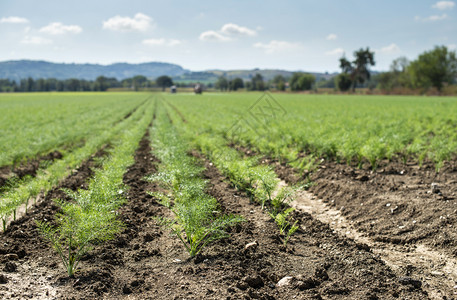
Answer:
[[244, 241, 258, 251], [0, 274, 8, 284], [398, 277, 421, 289], [3, 262, 17, 273], [276, 276, 293, 287], [243, 275, 264, 289]]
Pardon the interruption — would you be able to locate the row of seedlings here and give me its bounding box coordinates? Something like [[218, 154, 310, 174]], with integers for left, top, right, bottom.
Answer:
[[0, 94, 147, 168], [163, 101, 299, 246], [147, 101, 243, 257], [0, 99, 152, 230], [37, 99, 154, 277]]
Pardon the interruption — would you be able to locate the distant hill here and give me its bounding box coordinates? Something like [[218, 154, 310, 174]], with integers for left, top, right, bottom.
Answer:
[[173, 69, 338, 84], [0, 60, 338, 83], [0, 60, 188, 81]]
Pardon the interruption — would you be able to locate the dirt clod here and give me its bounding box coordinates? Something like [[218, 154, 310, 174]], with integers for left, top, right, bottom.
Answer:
[[0, 274, 8, 284], [3, 261, 17, 272]]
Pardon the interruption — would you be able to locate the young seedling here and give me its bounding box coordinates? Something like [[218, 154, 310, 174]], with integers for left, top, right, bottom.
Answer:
[[37, 201, 123, 277], [269, 207, 299, 246]]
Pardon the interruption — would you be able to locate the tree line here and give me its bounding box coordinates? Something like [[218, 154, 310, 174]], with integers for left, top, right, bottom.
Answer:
[[0, 75, 181, 92], [1, 45, 455, 94], [214, 72, 317, 92], [334, 45, 457, 93]]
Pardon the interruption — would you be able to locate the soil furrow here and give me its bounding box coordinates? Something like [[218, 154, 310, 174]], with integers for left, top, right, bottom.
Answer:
[[230, 143, 457, 298], [0, 146, 108, 299], [0, 150, 63, 191], [307, 159, 457, 257], [263, 155, 457, 299], [192, 153, 427, 299]]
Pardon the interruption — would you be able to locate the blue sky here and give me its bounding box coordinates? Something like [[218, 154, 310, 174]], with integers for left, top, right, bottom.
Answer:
[[0, 0, 456, 72]]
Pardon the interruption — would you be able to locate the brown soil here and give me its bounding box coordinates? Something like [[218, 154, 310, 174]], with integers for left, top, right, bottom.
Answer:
[[230, 144, 457, 298], [0, 146, 108, 299], [0, 150, 63, 190], [308, 159, 457, 257], [0, 132, 430, 299]]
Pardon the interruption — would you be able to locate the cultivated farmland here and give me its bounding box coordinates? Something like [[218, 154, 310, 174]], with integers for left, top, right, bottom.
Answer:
[[1, 92, 457, 299]]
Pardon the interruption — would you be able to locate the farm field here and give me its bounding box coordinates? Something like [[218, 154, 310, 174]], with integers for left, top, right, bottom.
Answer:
[[1, 91, 457, 299]]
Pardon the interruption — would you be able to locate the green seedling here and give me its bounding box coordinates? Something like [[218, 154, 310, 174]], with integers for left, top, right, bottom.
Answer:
[[37, 201, 123, 277], [269, 207, 299, 246]]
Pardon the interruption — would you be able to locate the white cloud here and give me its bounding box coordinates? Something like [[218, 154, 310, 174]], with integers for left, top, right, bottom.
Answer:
[[325, 48, 345, 56], [378, 43, 401, 54], [39, 22, 82, 35], [142, 38, 181, 46], [199, 30, 230, 42], [253, 40, 301, 54], [0, 16, 29, 24], [21, 36, 52, 45], [448, 44, 457, 50], [432, 1, 455, 10], [415, 14, 448, 21], [103, 13, 152, 32], [220, 23, 256, 36], [326, 33, 337, 40]]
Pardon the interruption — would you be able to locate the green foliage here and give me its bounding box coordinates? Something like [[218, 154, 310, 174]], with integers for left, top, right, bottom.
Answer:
[[250, 73, 265, 91], [0, 94, 151, 229], [290, 73, 316, 91], [230, 78, 244, 91], [335, 73, 352, 91], [37, 98, 154, 276], [149, 101, 243, 257], [339, 47, 375, 91], [37, 202, 123, 277], [215, 76, 229, 91], [408, 46, 457, 91], [156, 75, 173, 91], [269, 208, 298, 246], [161, 92, 457, 173]]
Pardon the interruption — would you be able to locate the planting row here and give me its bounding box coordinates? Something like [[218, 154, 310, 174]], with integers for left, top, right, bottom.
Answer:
[[0, 92, 148, 168], [148, 100, 243, 257], [0, 98, 152, 230], [162, 99, 300, 246], [165, 93, 457, 171], [37, 98, 154, 276]]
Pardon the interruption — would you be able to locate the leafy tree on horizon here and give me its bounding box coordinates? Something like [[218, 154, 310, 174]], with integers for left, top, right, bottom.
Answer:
[[156, 75, 173, 91], [230, 77, 244, 91], [408, 46, 457, 91], [273, 75, 286, 91], [250, 73, 265, 91], [339, 47, 375, 91], [290, 73, 315, 91], [215, 76, 228, 91]]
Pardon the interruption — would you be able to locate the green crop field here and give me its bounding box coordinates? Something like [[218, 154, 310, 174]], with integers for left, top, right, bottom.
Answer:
[[163, 92, 457, 171], [1, 91, 457, 299]]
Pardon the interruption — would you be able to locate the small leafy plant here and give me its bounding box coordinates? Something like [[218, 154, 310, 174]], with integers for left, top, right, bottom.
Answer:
[[149, 102, 244, 257], [37, 201, 123, 277], [269, 207, 299, 246]]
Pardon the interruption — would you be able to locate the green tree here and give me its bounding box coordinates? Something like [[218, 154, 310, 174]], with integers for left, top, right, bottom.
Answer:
[[273, 75, 286, 91], [156, 75, 173, 91], [408, 46, 457, 91], [335, 73, 352, 91], [290, 73, 315, 91], [95, 76, 109, 91], [250, 73, 265, 91], [132, 75, 148, 91], [215, 76, 228, 91], [375, 57, 410, 92], [339, 47, 375, 91], [230, 77, 244, 91]]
